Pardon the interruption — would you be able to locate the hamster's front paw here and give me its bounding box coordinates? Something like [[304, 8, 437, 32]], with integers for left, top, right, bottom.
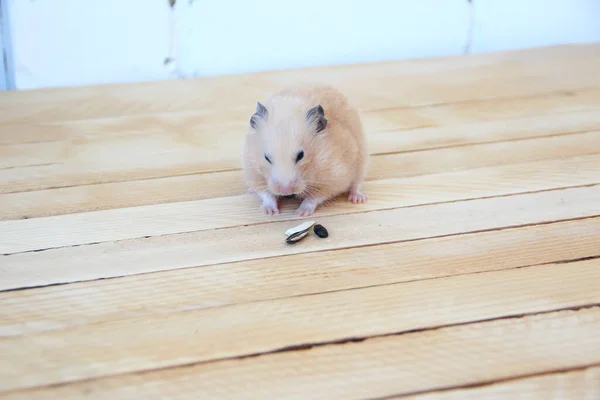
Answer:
[[296, 207, 315, 217], [296, 198, 318, 217], [258, 192, 279, 215], [261, 203, 279, 215]]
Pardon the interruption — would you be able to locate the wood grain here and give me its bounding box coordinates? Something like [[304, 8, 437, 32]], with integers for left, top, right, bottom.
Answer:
[[398, 367, 600, 400], [1, 217, 597, 337], [364, 88, 600, 137], [2, 153, 599, 253], [0, 124, 70, 146], [2, 88, 599, 155], [2, 44, 600, 399], [1, 114, 599, 194], [0, 169, 245, 220], [368, 107, 600, 155], [3, 307, 599, 399], [1, 43, 599, 124], [1, 185, 599, 290], [2, 87, 598, 151], [2, 121, 600, 219], [2, 104, 599, 217], [0, 260, 598, 392]]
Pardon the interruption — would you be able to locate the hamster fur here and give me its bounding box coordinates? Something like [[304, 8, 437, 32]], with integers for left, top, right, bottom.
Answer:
[[241, 83, 368, 216]]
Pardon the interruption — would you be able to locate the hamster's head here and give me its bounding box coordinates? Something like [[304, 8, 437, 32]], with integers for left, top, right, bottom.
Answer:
[[245, 100, 328, 197]]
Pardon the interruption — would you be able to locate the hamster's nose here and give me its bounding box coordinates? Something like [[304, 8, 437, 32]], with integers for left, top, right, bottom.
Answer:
[[271, 178, 297, 195], [279, 184, 295, 195]]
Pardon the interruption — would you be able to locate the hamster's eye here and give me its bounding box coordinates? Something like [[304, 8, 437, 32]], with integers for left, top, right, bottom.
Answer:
[[295, 150, 304, 163], [264, 154, 272, 164]]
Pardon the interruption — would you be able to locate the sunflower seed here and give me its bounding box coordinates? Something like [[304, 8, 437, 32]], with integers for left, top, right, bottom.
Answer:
[[285, 230, 309, 244], [313, 224, 328, 238], [285, 220, 316, 237]]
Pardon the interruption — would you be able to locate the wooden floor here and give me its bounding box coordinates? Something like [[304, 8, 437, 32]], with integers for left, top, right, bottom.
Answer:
[[1, 44, 600, 399]]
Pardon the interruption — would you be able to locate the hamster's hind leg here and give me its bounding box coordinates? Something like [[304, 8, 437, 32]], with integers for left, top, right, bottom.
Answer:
[[348, 144, 368, 204], [348, 181, 368, 204], [348, 164, 368, 204]]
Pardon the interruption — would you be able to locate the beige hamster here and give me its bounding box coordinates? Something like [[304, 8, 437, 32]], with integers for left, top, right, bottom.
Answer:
[[241, 83, 368, 216]]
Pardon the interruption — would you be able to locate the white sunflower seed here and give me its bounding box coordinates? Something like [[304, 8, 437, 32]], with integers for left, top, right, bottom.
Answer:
[[285, 230, 309, 244], [284, 220, 316, 237]]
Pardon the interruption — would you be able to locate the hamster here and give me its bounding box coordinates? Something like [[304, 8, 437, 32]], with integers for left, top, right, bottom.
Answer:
[[241, 83, 368, 216]]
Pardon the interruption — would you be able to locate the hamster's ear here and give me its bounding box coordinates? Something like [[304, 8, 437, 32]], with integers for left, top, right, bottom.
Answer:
[[250, 101, 268, 129], [306, 104, 327, 134]]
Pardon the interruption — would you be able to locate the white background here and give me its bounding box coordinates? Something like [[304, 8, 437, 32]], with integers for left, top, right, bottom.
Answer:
[[3, 0, 600, 90]]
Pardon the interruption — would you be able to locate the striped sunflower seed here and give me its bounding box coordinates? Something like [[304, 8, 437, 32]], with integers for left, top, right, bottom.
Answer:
[[285, 230, 309, 244], [284, 220, 316, 244], [284, 220, 316, 237]]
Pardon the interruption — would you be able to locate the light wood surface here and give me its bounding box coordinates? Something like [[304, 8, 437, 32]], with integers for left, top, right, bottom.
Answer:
[[398, 367, 600, 400], [1, 43, 600, 399]]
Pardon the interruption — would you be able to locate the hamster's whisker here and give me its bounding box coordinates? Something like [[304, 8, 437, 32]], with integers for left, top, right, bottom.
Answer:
[[302, 186, 329, 199]]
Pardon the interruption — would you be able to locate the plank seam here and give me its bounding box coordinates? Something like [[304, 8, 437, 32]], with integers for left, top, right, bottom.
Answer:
[[201, 255, 600, 311], [3, 153, 599, 221], [0, 162, 59, 171], [373, 363, 600, 400], [4, 304, 598, 396], [2, 214, 599, 294], [3, 129, 599, 195], [3, 182, 598, 256], [15, 85, 600, 127], [2, 127, 598, 174], [554, 255, 600, 264], [366, 86, 600, 114], [3, 90, 599, 148], [0, 139, 61, 146], [370, 129, 600, 156], [2, 216, 598, 297], [0, 168, 242, 195], [371, 113, 600, 135], [3, 255, 598, 340]]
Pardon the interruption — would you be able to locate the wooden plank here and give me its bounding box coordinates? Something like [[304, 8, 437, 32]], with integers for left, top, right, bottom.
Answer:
[[2, 153, 599, 254], [0, 124, 69, 146], [2, 123, 600, 219], [2, 100, 600, 172], [398, 367, 600, 400], [0, 217, 597, 338], [363, 131, 600, 182], [1, 112, 599, 194], [369, 107, 600, 155], [0, 260, 599, 392], [0, 115, 244, 170], [0, 142, 66, 170], [364, 88, 600, 137], [1, 44, 598, 400], [0, 170, 244, 220], [1, 185, 599, 290], [2, 306, 599, 399], [1, 43, 599, 124], [0, 114, 598, 202], [0, 170, 243, 220], [1, 86, 599, 150]]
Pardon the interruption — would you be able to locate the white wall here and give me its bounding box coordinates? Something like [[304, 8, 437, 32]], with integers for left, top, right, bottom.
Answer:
[[174, 0, 470, 77], [1, 0, 14, 90], [6, 0, 175, 90], [2, 0, 600, 90], [0, 16, 6, 91], [471, 0, 600, 53]]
